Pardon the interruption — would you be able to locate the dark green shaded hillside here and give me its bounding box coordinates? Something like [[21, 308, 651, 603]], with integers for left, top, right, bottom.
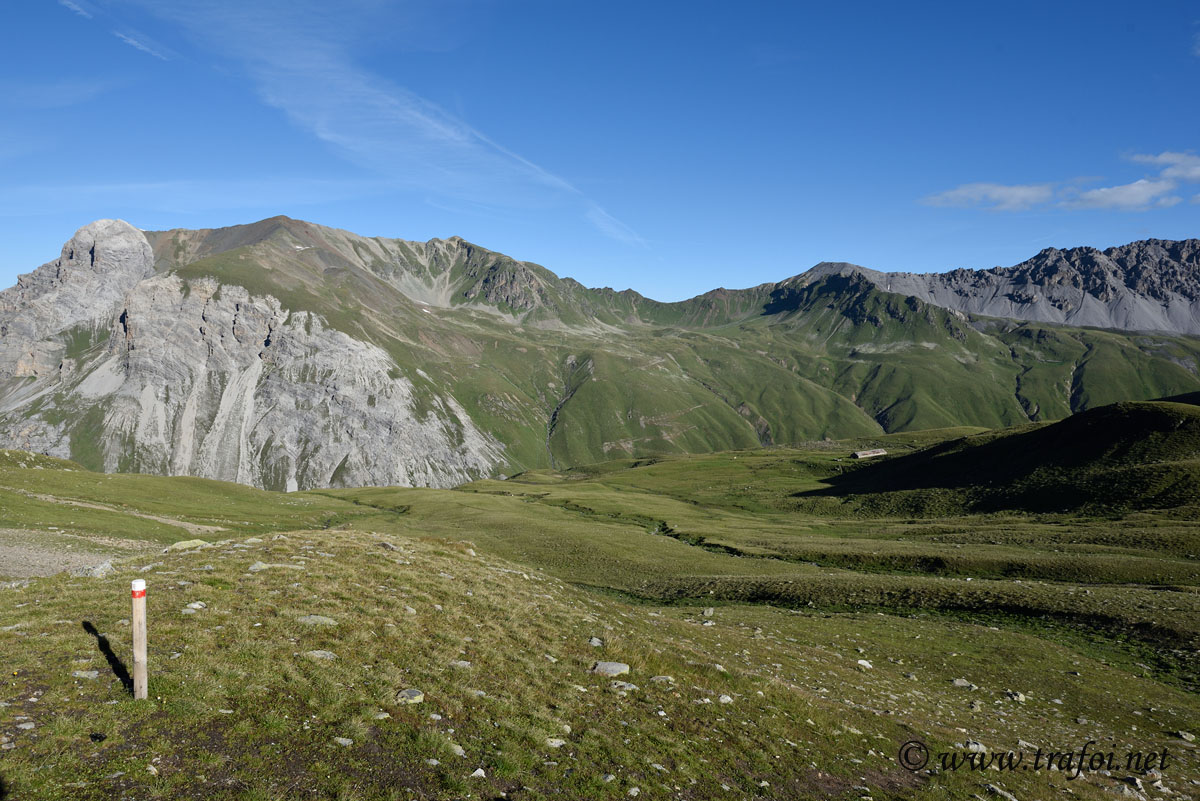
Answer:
[[808, 401, 1200, 514]]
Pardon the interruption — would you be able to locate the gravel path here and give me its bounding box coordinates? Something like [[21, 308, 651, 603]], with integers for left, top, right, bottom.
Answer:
[[0, 528, 151, 579], [0, 540, 114, 578]]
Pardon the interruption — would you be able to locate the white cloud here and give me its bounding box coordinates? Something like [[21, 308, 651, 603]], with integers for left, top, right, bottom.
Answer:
[[923, 182, 1054, 211], [928, 150, 1200, 213], [1131, 151, 1200, 182], [1193, 31, 1200, 58], [1065, 178, 1179, 210]]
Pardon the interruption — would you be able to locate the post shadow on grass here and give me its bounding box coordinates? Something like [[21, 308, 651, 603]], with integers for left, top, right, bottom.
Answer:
[[0, 774, 9, 800], [82, 621, 133, 695]]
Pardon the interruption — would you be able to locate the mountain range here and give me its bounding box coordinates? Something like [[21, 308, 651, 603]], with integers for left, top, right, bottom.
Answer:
[[1, 216, 1198, 490]]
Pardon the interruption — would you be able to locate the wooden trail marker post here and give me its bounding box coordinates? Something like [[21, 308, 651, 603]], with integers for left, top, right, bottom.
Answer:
[[131, 579, 148, 700]]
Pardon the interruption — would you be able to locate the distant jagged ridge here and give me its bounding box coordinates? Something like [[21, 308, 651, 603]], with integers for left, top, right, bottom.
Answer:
[[812, 239, 1200, 335]]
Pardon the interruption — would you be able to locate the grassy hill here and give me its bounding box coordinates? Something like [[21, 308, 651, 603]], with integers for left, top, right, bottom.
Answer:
[[2, 400, 1199, 798]]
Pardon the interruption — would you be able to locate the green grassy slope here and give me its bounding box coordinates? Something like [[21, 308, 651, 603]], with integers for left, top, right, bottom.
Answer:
[[131, 218, 1200, 478], [9, 530, 1197, 800]]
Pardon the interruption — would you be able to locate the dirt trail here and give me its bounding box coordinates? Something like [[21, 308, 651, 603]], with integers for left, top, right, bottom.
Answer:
[[0, 541, 112, 579], [0, 528, 155, 579], [5, 488, 226, 536]]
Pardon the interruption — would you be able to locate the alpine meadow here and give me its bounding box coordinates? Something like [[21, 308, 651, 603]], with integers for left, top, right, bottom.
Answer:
[[3, 2, 1200, 800]]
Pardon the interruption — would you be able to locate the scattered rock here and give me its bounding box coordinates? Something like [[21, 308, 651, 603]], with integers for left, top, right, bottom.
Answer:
[[1005, 690, 1026, 702], [72, 561, 114, 579], [611, 681, 639, 692], [588, 637, 604, 647], [703, 607, 714, 617], [449, 660, 471, 669], [165, 540, 209, 552], [985, 785, 1019, 801], [72, 670, 99, 680], [248, 561, 304, 573], [449, 742, 466, 757], [296, 615, 337, 626], [373, 712, 391, 720], [186, 601, 207, 610], [857, 659, 873, 669], [470, 768, 486, 778], [591, 661, 630, 677], [333, 737, 353, 747], [649, 675, 675, 684], [396, 688, 424, 704], [304, 650, 338, 661], [951, 678, 977, 690], [546, 738, 567, 748], [403, 606, 416, 615], [718, 694, 734, 704], [1178, 731, 1195, 742]]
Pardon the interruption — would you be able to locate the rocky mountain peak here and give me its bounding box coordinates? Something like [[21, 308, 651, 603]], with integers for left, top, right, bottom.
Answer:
[[31, 219, 153, 288], [0, 219, 155, 377]]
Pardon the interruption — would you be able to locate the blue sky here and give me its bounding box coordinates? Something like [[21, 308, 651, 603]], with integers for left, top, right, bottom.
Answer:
[[2, 0, 1198, 301]]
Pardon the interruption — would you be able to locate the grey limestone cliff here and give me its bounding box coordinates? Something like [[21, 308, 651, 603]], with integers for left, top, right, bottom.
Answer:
[[0, 220, 504, 490]]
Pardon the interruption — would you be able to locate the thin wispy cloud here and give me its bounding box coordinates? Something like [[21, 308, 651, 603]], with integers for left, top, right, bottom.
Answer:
[[1193, 31, 1200, 58], [924, 182, 1054, 211], [112, 31, 169, 60], [57, 0, 93, 19], [586, 204, 647, 247], [116, 0, 642, 245], [928, 150, 1199, 212]]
